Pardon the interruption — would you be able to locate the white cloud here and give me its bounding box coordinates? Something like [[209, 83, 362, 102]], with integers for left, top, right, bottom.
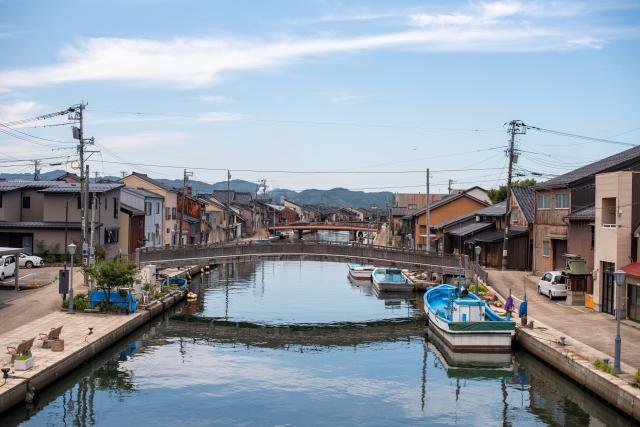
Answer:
[[199, 95, 228, 102], [0, 2, 632, 91], [0, 100, 44, 122]]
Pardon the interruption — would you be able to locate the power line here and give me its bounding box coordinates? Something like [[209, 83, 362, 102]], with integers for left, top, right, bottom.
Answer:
[[525, 124, 636, 147]]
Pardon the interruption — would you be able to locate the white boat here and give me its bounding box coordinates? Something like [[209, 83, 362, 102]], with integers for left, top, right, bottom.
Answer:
[[371, 267, 413, 292], [347, 263, 375, 280], [424, 284, 515, 353]]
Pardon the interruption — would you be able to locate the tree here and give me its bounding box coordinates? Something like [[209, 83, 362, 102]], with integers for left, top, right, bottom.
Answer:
[[84, 260, 136, 305], [487, 179, 537, 204]]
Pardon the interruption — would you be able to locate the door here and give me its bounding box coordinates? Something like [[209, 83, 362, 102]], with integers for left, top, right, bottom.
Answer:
[[628, 284, 640, 322], [553, 239, 567, 270], [602, 262, 615, 315]]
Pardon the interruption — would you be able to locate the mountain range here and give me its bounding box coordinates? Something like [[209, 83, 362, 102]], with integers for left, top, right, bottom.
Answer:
[[0, 170, 394, 208]]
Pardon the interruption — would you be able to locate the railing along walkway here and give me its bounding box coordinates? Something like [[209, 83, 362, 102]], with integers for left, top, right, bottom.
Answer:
[[138, 241, 462, 270]]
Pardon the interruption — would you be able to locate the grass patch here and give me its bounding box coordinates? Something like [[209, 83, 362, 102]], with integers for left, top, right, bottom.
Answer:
[[593, 359, 618, 377]]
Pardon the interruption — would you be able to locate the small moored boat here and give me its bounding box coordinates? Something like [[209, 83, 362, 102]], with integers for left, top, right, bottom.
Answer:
[[371, 267, 413, 292], [424, 284, 515, 353], [347, 263, 375, 280]]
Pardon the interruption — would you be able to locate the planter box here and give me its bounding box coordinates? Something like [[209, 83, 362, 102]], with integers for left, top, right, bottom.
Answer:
[[14, 356, 34, 371]]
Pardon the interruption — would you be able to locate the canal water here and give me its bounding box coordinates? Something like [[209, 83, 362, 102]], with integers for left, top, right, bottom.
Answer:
[[5, 261, 633, 426]]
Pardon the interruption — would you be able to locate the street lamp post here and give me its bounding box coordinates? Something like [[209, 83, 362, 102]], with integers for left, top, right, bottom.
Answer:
[[475, 245, 481, 267], [613, 269, 626, 374], [68, 243, 77, 314]]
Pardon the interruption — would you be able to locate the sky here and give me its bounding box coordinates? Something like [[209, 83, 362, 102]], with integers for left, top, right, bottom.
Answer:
[[0, 0, 639, 193]]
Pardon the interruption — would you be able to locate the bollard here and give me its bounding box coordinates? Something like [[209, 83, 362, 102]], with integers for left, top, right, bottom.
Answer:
[[559, 336, 566, 346]]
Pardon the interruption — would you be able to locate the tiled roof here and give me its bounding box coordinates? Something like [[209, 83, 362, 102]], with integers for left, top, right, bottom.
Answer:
[[447, 221, 494, 237], [414, 191, 490, 216], [120, 203, 145, 216], [623, 262, 640, 278], [535, 145, 640, 190], [0, 221, 83, 229], [465, 226, 528, 243], [39, 183, 123, 193], [391, 207, 417, 217], [511, 187, 535, 224], [438, 201, 506, 229], [564, 205, 595, 221]]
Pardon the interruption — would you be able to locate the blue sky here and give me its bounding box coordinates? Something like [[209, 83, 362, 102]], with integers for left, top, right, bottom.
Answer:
[[0, 0, 639, 193]]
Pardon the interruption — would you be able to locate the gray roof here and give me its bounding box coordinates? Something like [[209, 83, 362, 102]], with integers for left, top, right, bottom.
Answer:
[[391, 207, 418, 217], [447, 221, 494, 237], [439, 201, 506, 229], [511, 187, 535, 224], [0, 180, 122, 194], [535, 145, 640, 190], [123, 186, 163, 199], [120, 203, 145, 216], [565, 205, 595, 221], [465, 226, 528, 243], [0, 221, 83, 229]]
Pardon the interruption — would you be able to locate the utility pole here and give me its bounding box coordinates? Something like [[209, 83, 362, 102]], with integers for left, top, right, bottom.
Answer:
[[425, 168, 430, 253], [179, 169, 193, 247], [227, 170, 231, 241], [501, 120, 525, 271], [448, 178, 453, 194], [33, 160, 40, 181]]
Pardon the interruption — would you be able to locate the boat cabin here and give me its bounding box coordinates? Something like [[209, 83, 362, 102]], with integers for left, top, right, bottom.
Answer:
[[452, 299, 484, 322]]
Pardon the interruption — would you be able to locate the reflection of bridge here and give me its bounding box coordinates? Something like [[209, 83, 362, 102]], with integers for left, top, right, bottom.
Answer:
[[167, 315, 426, 348], [138, 241, 463, 273]]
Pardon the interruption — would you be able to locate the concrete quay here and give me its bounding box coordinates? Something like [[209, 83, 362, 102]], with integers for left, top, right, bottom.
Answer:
[[477, 271, 640, 421], [0, 289, 185, 414]]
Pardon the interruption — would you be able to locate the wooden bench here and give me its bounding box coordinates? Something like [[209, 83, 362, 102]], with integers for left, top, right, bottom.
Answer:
[[39, 326, 63, 349], [6, 337, 35, 362]]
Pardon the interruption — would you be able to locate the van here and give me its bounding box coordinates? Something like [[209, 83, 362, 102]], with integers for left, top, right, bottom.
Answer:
[[0, 255, 17, 281]]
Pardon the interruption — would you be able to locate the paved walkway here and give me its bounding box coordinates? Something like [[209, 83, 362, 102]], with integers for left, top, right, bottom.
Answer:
[[487, 269, 640, 369], [0, 271, 86, 336], [0, 310, 145, 404]]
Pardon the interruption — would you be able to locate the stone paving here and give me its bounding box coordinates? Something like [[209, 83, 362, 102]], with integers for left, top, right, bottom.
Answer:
[[0, 309, 146, 404]]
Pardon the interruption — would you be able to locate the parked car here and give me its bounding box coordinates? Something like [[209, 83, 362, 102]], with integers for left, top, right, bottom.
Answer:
[[19, 253, 44, 268], [0, 255, 16, 281], [537, 271, 567, 300]]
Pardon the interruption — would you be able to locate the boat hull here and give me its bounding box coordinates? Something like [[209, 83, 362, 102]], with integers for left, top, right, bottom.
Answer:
[[348, 270, 373, 280], [372, 279, 413, 293], [426, 308, 513, 353]]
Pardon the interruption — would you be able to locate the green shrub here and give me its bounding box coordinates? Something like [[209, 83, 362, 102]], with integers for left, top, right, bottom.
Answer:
[[593, 359, 618, 377], [468, 283, 488, 294], [15, 354, 32, 361]]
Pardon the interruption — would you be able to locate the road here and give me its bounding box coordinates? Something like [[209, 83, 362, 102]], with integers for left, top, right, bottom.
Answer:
[[487, 269, 640, 368]]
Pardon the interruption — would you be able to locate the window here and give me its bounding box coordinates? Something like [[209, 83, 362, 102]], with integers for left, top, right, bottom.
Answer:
[[104, 228, 119, 244], [556, 193, 569, 209], [166, 207, 171, 220], [166, 228, 171, 234], [510, 210, 518, 222], [0, 193, 3, 208], [543, 241, 550, 257], [22, 196, 31, 209], [537, 194, 551, 209], [77, 195, 82, 209], [113, 197, 119, 219], [172, 207, 177, 219], [145, 202, 152, 215], [602, 197, 616, 226], [408, 204, 417, 209], [156, 203, 160, 214]]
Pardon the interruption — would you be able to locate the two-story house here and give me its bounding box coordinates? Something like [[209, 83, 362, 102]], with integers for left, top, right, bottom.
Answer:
[[533, 145, 640, 275], [0, 180, 123, 258]]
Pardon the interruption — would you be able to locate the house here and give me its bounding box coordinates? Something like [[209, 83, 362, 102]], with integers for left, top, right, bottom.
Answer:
[[121, 187, 164, 249], [121, 173, 180, 246], [394, 193, 447, 210], [118, 192, 145, 257], [0, 180, 123, 258], [532, 145, 640, 275], [591, 171, 640, 318], [198, 195, 227, 243], [510, 187, 536, 269], [412, 190, 490, 250], [54, 172, 81, 184], [450, 186, 491, 204], [282, 198, 304, 219], [177, 188, 205, 245]]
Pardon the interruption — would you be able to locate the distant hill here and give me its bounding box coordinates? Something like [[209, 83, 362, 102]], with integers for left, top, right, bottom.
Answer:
[[0, 171, 392, 208]]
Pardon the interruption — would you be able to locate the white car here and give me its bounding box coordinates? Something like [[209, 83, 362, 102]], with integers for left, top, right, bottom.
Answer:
[[19, 253, 45, 268], [537, 271, 567, 300], [0, 255, 16, 281]]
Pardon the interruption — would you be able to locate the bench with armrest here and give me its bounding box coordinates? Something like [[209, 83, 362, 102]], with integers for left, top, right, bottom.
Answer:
[[39, 326, 63, 348], [6, 337, 35, 362]]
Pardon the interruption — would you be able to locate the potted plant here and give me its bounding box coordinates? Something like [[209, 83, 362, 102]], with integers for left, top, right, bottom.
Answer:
[[14, 352, 34, 371], [84, 260, 137, 313]]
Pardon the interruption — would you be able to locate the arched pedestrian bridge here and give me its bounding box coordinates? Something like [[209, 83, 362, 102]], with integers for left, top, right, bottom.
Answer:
[[138, 241, 463, 273]]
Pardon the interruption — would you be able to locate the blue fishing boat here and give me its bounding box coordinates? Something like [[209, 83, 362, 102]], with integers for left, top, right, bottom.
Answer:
[[162, 277, 189, 287], [371, 267, 413, 292], [424, 284, 515, 352]]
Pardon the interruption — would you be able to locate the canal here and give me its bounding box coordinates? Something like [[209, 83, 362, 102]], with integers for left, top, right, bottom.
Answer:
[[5, 261, 634, 426]]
